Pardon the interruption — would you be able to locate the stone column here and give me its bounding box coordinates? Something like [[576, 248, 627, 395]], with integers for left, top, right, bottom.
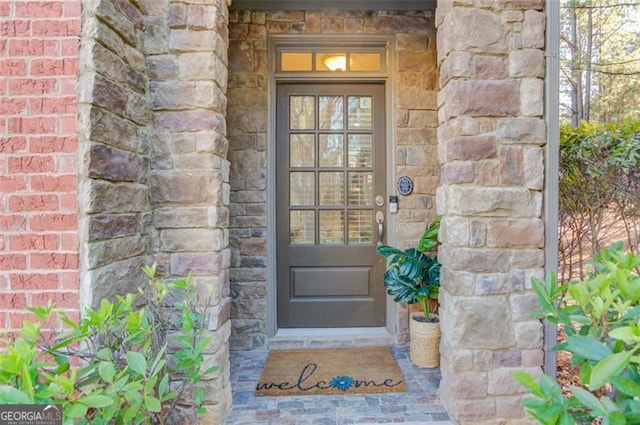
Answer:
[[436, 1, 546, 423], [146, 0, 232, 422]]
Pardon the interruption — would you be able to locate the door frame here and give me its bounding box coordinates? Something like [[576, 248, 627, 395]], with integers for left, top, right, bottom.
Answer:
[[266, 35, 397, 337]]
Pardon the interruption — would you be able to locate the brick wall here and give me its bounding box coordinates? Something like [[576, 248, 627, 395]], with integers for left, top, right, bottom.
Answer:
[[1, 0, 81, 330]]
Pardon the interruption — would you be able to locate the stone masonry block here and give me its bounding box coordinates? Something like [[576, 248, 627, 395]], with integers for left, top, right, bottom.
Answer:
[[510, 49, 545, 78], [150, 170, 222, 204], [84, 180, 148, 214], [442, 7, 508, 54], [524, 146, 544, 190], [446, 135, 497, 161], [486, 218, 544, 248], [448, 372, 488, 399], [510, 292, 541, 321], [476, 273, 511, 295], [154, 110, 226, 133], [150, 81, 196, 109], [488, 367, 532, 395], [498, 118, 546, 144], [522, 10, 545, 49], [442, 80, 519, 119], [499, 146, 524, 186], [84, 256, 149, 307], [441, 216, 470, 247], [442, 295, 516, 349], [447, 186, 542, 218], [87, 143, 147, 183], [87, 235, 149, 269], [514, 321, 543, 349], [160, 228, 225, 252], [171, 251, 227, 276], [441, 161, 474, 184], [440, 267, 475, 296]]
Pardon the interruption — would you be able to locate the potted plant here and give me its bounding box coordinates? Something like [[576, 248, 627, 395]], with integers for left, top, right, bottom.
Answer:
[[376, 216, 441, 368]]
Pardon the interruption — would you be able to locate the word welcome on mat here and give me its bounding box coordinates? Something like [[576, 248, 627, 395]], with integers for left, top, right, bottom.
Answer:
[[255, 346, 407, 396]]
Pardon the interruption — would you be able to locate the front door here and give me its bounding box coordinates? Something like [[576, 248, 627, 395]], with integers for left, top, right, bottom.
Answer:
[[276, 83, 386, 327]]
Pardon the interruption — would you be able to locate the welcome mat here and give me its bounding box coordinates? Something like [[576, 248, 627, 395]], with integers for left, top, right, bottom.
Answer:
[[255, 346, 407, 396]]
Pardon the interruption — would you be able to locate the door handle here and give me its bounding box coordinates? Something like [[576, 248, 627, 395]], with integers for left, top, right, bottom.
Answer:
[[376, 211, 384, 246]]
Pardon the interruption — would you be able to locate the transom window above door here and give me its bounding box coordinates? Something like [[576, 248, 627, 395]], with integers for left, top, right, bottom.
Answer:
[[273, 37, 389, 75]]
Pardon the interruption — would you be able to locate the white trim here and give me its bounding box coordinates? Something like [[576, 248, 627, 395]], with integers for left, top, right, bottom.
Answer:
[[544, 0, 560, 377]]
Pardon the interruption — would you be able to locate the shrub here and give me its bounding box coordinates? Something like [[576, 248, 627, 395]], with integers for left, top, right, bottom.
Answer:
[[0, 264, 218, 424], [514, 243, 640, 424]]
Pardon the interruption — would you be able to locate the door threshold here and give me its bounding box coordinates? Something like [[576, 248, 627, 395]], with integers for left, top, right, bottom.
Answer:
[[269, 327, 393, 349]]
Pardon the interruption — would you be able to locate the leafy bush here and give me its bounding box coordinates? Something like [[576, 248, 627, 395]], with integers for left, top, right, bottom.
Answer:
[[514, 243, 640, 424], [0, 264, 218, 424], [559, 120, 640, 281]]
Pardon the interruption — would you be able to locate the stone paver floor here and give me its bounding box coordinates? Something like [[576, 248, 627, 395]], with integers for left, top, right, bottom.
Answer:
[[223, 346, 452, 425]]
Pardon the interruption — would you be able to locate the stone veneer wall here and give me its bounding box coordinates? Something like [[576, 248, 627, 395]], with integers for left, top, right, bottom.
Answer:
[[436, 1, 546, 423], [227, 10, 439, 349], [78, 0, 232, 421]]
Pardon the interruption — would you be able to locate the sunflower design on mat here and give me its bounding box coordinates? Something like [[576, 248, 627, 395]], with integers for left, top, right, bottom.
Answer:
[[329, 375, 354, 391]]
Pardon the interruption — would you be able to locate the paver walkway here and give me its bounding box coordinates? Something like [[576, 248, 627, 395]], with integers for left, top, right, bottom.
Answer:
[[223, 346, 452, 425]]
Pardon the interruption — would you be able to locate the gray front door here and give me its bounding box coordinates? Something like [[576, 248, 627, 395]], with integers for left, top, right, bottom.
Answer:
[[276, 83, 386, 327]]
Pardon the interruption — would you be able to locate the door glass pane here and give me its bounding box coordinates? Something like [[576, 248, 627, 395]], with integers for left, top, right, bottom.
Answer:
[[290, 96, 315, 130], [290, 134, 315, 167], [281, 52, 312, 71], [319, 134, 343, 167], [319, 172, 344, 206], [348, 172, 373, 206], [350, 53, 381, 71], [290, 210, 314, 244], [319, 210, 344, 244], [290, 172, 315, 206], [348, 96, 372, 130], [348, 210, 373, 243], [319, 96, 344, 129], [348, 134, 373, 168]]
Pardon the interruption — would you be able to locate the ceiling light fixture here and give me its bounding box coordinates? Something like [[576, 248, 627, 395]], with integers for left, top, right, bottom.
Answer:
[[324, 55, 347, 71]]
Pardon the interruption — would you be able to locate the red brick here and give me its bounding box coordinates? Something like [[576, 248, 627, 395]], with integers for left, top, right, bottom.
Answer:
[[0, 39, 6, 55], [8, 78, 57, 96], [10, 273, 59, 290], [59, 78, 76, 96], [8, 156, 55, 173], [30, 174, 77, 192], [32, 19, 81, 37], [0, 20, 30, 37], [29, 97, 77, 114], [0, 215, 26, 231], [30, 291, 78, 309], [30, 253, 79, 270], [9, 39, 58, 56], [61, 38, 78, 55], [0, 176, 28, 192], [0, 293, 27, 309], [0, 1, 9, 16], [8, 194, 59, 212], [60, 233, 78, 251], [0, 59, 27, 76], [29, 136, 77, 153], [59, 115, 76, 134], [9, 234, 58, 250], [0, 138, 27, 153], [59, 271, 78, 289], [0, 254, 28, 271], [29, 214, 77, 231], [63, 1, 81, 18], [15, 2, 63, 18], [30, 58, 76, 76], [0, 98, 28, 115], [8, 311, 57, 329], [59, 194, 76, 211], [9, 117, 56, 134]]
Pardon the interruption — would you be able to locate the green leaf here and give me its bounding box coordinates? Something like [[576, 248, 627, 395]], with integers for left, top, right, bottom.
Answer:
[[144, 395, 162, 412], [566, 335, 612, 361], [158, 374, 169, 396], [611, 375, 640, 397], [513, 371, 544, 398], [589, 350, 633, 389], [126, 351, 147, 376], [0, 385, 32, 404], [81, 394, 114, 408], [98, 361, 115, 384], [569, 386, 605, 416], [65, 403, 88, 419]]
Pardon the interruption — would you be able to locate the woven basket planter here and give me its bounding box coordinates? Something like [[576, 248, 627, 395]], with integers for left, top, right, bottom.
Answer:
[[409, 312, 441, 368]]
